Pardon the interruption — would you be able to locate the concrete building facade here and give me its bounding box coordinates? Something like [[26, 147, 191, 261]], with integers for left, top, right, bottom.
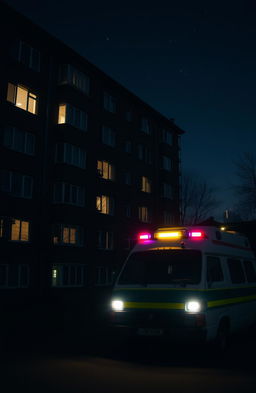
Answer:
[[0, 3, 184, 310]]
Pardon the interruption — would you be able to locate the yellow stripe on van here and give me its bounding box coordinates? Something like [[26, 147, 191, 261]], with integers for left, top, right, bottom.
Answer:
[[208, 294, 256, 308], [124, 301, 184, 310]]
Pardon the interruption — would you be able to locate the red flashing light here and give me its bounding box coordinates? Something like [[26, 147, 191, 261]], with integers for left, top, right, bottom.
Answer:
[[188, 231, 205, 239], [139, 233, 151, 241]]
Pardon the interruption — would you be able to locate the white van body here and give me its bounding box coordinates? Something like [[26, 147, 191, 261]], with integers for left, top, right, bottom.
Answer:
[[110, 226, 256, 346]]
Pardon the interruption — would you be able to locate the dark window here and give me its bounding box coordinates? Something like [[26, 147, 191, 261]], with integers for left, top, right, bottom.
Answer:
[[243, 260, 256, 283], [207, 256, 224, 284], [227, 259, 245, 284], [118, 250, 202, 285]]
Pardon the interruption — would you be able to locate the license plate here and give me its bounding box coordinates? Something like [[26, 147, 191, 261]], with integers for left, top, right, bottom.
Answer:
[[137, 328, 163, 336]]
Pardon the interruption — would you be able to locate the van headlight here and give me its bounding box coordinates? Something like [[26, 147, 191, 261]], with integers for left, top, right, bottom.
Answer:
[[185, 299, 202, 313], [111, 299, 124, 312]]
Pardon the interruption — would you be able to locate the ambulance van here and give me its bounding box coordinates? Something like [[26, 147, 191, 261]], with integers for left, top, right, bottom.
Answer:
[[110, 226, 256, 349]]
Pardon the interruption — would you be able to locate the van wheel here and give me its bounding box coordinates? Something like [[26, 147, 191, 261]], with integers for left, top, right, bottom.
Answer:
[[215, 320, 230, 353]]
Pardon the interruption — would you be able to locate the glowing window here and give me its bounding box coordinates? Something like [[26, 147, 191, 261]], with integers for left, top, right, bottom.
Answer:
[[7, 83, 38, 114], [63, 227, 76, 244], [16, 86, 28, 110], [141, 176, 151, 193], [11, 219, 30, 242], [53, 224, 83, 246], [58, 103, 87, 131], [96, 195, 114, 215], [58, 104, 66, 124], [97, 160, 115, 181]]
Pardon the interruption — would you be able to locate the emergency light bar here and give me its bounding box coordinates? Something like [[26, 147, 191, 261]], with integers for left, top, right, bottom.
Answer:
[[138, 228, 207, 243], [155, 231, 183, 240]]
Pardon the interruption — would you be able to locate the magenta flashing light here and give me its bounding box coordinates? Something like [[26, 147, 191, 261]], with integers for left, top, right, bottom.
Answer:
[[139, 233, 151, 240], [188, 231, 205, 239]]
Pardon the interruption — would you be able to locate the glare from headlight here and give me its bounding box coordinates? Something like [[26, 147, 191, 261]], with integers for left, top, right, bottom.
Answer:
[[111, 299, 124, 311], [185, 300, 202, 313]]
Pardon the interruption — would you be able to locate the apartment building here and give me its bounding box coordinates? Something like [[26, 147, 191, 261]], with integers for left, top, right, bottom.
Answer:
[[0, 2, 184, 306]]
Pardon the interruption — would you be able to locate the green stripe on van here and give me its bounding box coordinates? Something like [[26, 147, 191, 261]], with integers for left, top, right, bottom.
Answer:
[[113, 287, 256, 311], [208, 293, 256, 308]]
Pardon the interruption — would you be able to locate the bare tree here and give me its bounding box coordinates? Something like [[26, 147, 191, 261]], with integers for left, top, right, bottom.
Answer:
[[234, 152, 256, 219], [180, 171, 219, 225]]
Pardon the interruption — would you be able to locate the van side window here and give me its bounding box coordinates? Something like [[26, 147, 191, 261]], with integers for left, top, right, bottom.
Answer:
[[207, 256, 223, 285], [227, 259, 245, 284], [243, 260, 256, 283]]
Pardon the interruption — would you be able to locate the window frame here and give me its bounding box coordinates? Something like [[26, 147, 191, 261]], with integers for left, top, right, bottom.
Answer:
[[10, 218, 30, 243], [18, 41, 40, 72], [96, 195, 115, 215], [162, 129, 173, 146], [162, 155, 172, 171], [58, 103, 88, 131], [52, 223, 84, 247], [102, 126, 116, 147], [0, 264, 30, 288], [141, 176, 151, 193], [7, 83, 38, 115], [3, 126, 35, 156], [140, 117, 151, 134], [97, 230, 114, 250], [96, 266, 113, 286], [138, 206, 150, 223], [55, 143, 86, 169], [227, 258, 246, 284], [51, 263, 87, 288], [59, 64, 90, 95], [53, 182, 85, 207], [103, 92, 117, 113], [97, 160, 115, 181], [0, 170, 33, 199]]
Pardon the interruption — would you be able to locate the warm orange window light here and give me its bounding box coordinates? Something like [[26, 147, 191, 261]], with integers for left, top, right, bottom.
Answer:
[[58, 104, 66, 124], [155, 230, 183, 240]]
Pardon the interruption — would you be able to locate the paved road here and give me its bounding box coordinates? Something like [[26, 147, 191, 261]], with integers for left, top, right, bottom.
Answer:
[[1, 330, 256, 393], [1, 352, 256, 393]]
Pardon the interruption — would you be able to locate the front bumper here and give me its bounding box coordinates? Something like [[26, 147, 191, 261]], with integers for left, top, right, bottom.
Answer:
[[109, 310, 207, 344]]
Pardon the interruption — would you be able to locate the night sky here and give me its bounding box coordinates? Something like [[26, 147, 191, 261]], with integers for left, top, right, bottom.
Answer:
[[5, 0, 256, 219]]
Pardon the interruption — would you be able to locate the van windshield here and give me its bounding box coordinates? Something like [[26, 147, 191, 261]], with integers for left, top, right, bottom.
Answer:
[[118, 250, 202, 286]]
